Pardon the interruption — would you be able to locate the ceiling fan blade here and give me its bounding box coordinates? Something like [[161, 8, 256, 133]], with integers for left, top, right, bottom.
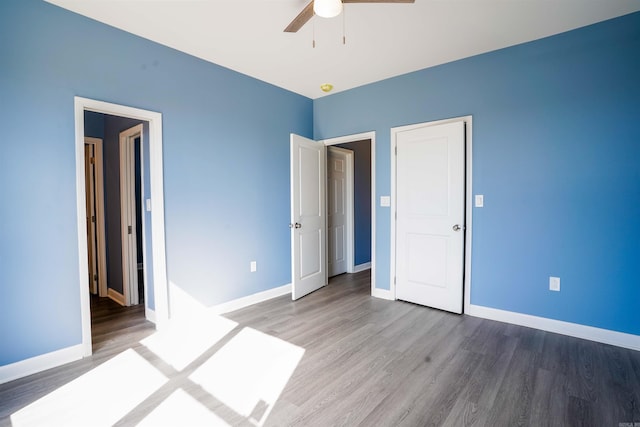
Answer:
[[343, 0, 415, 3], [284, 1, 315, 33]]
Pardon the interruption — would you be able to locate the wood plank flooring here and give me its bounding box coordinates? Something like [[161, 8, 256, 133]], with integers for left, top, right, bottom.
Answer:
[[1, 271, 639, 426]]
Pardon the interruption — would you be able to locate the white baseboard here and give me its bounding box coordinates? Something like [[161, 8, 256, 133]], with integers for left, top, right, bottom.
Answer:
[[0, 344, 84, 385], [145, 307, 156, 324], [211, 283, 292, 315], [107, 288, 125, 306], [353, 262, 372, 273], [467, 303, 640, 352], [372, 286, 394, 301]]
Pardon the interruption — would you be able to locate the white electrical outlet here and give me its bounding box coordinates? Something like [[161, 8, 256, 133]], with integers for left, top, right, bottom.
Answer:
[[475, 194, 484, 207], [250, 261, 257, 272], [549, 276, 560, 291]]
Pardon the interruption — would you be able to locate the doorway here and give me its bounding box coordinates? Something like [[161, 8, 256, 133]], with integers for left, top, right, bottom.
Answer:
[[390, 116, 473, 314], [289, 132, 375, 300], [75, 97, 169, 357]]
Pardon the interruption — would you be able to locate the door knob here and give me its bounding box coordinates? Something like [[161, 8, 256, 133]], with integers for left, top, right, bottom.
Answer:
[[453, 224, 461, 231], [289, 222, 302, 229]]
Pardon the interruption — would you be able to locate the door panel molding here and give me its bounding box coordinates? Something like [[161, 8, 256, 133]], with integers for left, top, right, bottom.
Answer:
[[390, 116, 473, 313]]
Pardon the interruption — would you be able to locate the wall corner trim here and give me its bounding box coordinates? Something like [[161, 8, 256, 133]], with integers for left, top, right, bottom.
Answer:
[[210, 283, 292, 315], [467, 303, 640, 352], [0, 344, 84, 385]]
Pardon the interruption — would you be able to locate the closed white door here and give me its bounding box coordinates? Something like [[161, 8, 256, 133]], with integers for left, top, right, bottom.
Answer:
[[395, 121, 465, 313], [327, 147, 353, 277], [290, 134, 327, 300]]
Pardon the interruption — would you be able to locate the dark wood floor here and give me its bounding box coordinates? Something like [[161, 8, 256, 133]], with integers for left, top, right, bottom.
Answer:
[[1, 271, 639, 426]]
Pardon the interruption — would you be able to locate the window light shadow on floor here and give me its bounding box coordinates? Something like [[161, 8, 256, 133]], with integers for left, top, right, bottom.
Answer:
[[10, 349, 168, 427], [189, 327, 305, 426], [10, 296, 306, 427], [137, 388, 230, 426]]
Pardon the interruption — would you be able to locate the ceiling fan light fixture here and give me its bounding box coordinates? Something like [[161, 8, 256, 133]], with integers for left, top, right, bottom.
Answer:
[[313, 0, 343, 18]]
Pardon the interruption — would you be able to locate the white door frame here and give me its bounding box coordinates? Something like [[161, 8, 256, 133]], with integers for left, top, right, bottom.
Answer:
[[327, 146, 354, 276], [119, 125, 143, 307], [390, 116, 473, 312], [74, 97, 170, 357], [84, 137, 108, 298], [321, 132, 376, 293]]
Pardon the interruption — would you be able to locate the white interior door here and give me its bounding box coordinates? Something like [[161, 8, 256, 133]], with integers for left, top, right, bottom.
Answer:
[[120, 125, 142, 306], [290, 134, 327, 300], [327, 146, 353, 277], [395, 121, 465, 313]]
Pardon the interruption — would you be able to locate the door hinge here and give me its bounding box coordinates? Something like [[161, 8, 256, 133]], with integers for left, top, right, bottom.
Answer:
[[92, 215, 96, 223], [128, 225, 132, 235], [94, 274, 98, 282], [395, 146, 397, 155], [90, 157, 95, 164], [394, 276, 396, 285]]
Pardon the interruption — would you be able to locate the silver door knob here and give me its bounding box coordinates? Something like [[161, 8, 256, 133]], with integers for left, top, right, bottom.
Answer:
[[453, 224, 461, 231], [289, 222, 302, 229]]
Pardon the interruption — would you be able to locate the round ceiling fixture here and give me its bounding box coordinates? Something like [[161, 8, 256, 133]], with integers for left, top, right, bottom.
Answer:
[[320, 83, 334, 93]]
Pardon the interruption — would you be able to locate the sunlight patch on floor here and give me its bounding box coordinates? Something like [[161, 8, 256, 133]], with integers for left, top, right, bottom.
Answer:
[[137, 388, 230, 427], [189, 327, 305, 426], [141, 311, 238, 371], [10, 300, 305, 426], [10, 349, 168, 427]]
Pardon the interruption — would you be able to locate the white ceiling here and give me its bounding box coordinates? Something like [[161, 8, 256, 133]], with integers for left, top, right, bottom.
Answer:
[[45, 0, 640, 99]]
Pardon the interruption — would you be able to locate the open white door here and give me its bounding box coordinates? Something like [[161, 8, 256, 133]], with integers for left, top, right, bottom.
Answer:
[[395, 121, 465, 313], [290, 133, 327, 300]]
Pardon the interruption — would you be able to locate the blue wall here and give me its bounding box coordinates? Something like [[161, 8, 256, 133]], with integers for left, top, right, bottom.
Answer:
[[336, 140, 372, 266], [0, 0, 312, 365], [314, 12, 640, 336], [84, 111, 104, 139]]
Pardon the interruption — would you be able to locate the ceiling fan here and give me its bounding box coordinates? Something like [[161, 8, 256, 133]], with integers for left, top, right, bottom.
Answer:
[[284, 0, 415, 33]]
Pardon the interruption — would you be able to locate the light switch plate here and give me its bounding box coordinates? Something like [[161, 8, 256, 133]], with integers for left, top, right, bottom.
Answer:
[[380, 196, 391, 207], [250, 261, 257, 272], [475, 195, 484, 207], [549, 276, 560, 291], [145, 198, 152, 212]]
